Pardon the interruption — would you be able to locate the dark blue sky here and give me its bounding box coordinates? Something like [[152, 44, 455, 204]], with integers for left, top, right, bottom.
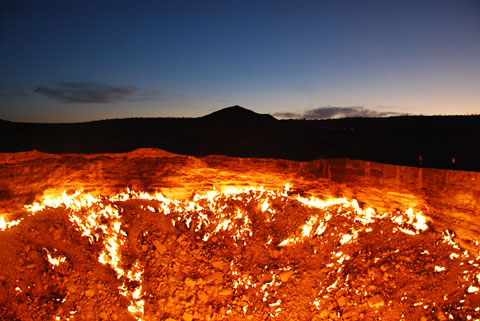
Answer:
[[1, 0, 479, 122]]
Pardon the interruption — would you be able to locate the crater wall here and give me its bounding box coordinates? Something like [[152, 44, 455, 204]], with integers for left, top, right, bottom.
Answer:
[[1, 149, 478, 251]]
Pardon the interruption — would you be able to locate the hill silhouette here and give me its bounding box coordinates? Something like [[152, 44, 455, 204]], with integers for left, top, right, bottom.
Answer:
[[1, 105, 480, 171], [201, 105, 277, 123]]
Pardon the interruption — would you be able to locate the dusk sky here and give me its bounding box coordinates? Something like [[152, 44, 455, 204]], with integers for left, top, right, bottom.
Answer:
[[1, 0, 479, 122]]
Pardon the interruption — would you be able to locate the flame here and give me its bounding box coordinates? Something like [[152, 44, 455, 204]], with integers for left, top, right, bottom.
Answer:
[[0, 215, 23, 231], [46, 253, 67, 267], [43, 247, 67, 269], [277, 195, 429, 248]]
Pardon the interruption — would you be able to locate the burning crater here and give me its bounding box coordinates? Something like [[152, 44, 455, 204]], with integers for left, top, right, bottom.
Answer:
[[1, 149, 480, 320]]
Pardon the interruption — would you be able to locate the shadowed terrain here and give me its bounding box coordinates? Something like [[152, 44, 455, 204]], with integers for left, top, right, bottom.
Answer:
[[1, 105, 480, 171]]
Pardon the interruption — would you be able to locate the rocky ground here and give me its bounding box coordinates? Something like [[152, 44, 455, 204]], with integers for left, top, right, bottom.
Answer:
[[1, 185, 480, 321]]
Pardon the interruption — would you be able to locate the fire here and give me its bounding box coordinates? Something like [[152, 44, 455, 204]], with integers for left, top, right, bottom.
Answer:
[[2, 183, 480, 320], [0, 215, 22, 231], [45, 249, 67, 268], [277, 193, 429, 249]]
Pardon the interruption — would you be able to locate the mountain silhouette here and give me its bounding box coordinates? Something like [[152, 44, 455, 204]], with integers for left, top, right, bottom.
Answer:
[[201, 105, 277, 123]]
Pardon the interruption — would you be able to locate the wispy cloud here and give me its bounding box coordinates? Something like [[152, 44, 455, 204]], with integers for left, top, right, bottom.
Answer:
[[274, 106, 407, 119], [271, 111, 300, 119], [34, 81, 157, 103]]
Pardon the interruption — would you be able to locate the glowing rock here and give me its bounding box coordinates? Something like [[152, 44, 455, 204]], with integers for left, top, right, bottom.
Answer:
[[185, 278, 196, 288], [84, 289, 95, 297], [367, 295, 384, 308], [182, 312, 193, 321], [219, 288, 234, 296], [153, 240, 167, 254], [212, 260, 225, 270], [337, 296, 347, 307], [279, 271, 294, 282], [197, 290, 208, 302]]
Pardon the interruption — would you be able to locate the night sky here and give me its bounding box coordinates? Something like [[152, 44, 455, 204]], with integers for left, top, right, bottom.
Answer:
[[1, 0, 479, 122]]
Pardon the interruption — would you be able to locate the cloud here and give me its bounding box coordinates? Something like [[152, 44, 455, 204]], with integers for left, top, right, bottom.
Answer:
[[34, 81, 156, 103], [271, 111, 301, 119], [274, 106, 407, 119]]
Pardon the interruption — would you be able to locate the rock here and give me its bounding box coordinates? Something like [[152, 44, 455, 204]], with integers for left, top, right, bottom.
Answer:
[[336, 296, 347, 307], [219, 288, 233, 296], [182, 312, 193, 321], [327, 302, 337, 311], [329, 310, 337, 319], [197, 290, 208, 302], [25, 264, 36, 270], [53, 230, 62, 240], [153, 240, 167, 254], [28, 251, 41, 260], [205, 286, 216, 296], [211, 260, 225, 270], [67, 284, 77, 293], [258, 273, 273, 283], [279, 271, 294, 282], [437, 311, 447, 321], [185, 278, 196, 288], [399, 255, 413, 263], [366, 295, 384, 308], [319, 310, 329, 318], [192, 249, 203, 259], [85, 289, 95, 297], [383, 272, 393, 281]]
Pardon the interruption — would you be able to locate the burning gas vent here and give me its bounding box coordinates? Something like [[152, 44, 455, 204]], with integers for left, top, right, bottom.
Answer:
[[1, 150, 480, 320]]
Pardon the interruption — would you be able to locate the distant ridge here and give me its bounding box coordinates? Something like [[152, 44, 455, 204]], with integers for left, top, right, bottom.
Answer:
[[1, 106, 480, 171], [201, 105, 277, 123]]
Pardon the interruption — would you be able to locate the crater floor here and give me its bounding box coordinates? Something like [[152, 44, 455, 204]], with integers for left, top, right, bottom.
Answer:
[[1, 186, 480, 321]]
